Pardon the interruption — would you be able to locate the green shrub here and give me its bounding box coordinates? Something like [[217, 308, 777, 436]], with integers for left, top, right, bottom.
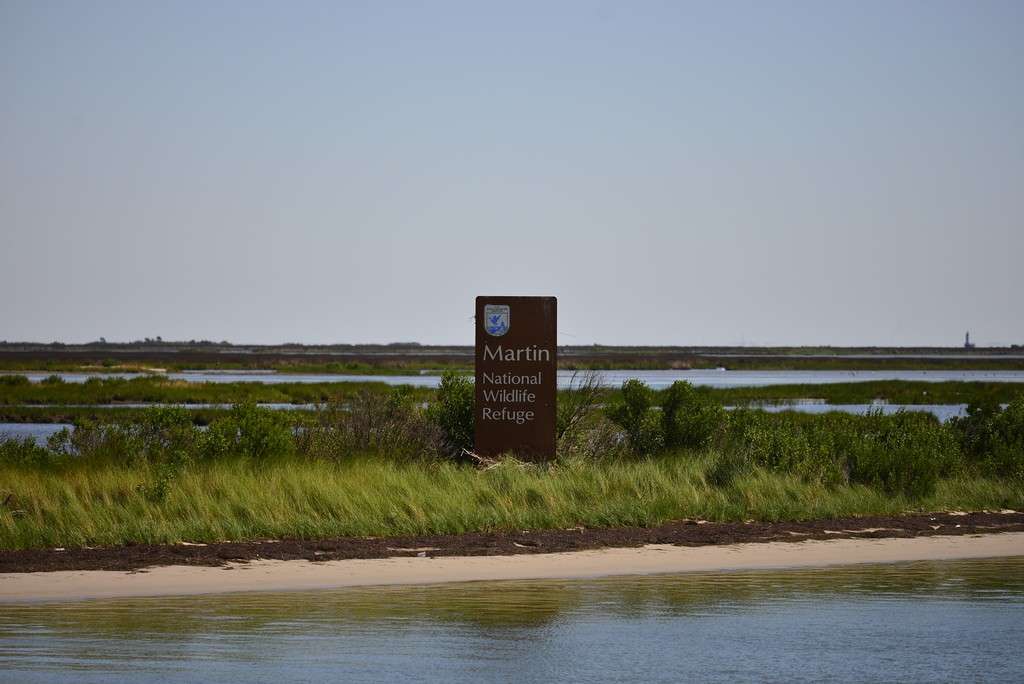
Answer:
[[558, 413, 630, 462], [661, 381, 728, 449], [0, 374, 30, 386], [704, 450, 750, 487], [606, 379, 663, 455], [47, 421, 140, 464], [951, 397, 1024, 479], [426, 372, 474, 455], [202, 403, 294, 461], [950, 401, 1002, 460], [557, 371, 605, 441], [0, 437, 60, 468], [725, 409, 958, 496], [297, 386, 442, 461], [135, 406, 200, 464], [556, 372, 626, 461], [846, 411, 958, 497], [44, 407, 200, 466], [989, 399, 1024, 479], [726, 411, 844, 486]]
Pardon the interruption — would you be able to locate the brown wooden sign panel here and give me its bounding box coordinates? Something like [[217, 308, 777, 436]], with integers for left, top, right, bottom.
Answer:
[[474, 296, 557, 459]]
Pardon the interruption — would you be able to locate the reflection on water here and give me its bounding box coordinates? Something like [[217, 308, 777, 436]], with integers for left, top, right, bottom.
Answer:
[[2, 557, 1023, 683]]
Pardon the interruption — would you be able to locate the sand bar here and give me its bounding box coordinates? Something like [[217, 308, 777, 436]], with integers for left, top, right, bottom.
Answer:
[[2, 532, 1022, 604]]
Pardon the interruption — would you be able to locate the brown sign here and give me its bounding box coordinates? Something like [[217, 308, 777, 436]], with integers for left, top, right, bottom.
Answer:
[[474, 296, 557, 459]]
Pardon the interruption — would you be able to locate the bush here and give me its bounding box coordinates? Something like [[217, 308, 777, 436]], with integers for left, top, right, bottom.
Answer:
[[725, 409, 958, 496], [951, 397, 1024, 479], [557, 372, 606, 441], [0, 374, 30, 386], [704, 450, 750, 487], [45, 404, 296, 465], [135, 406, 200, 464], [426, 372, 474, 455], [989, 399, 1024, 480], [606, 379, 663, 455], [844, 411, 958, 497], [735, 418, 846, 487], [558, 414, 629, 462], [45, 407, 200, 466], [297, 387, 442, 461], [0, 437, 60, 468], [47, 421, 139, 464], [950, 401, 1002, 461], [556, 372, 627, 461], [661, 381, 728, 449], [202, 403, 294, 461]]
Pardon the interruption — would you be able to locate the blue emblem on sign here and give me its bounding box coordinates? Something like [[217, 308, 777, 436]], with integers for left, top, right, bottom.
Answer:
[[484, 304, 510, 336]]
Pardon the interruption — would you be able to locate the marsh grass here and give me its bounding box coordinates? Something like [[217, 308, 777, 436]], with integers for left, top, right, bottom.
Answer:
[[2, 455, 1020, 550], [2, 382, 1022, 551], [710, 381, 1024, 406], [3, 373, 1024, 411], [0, 375, 433, 406]]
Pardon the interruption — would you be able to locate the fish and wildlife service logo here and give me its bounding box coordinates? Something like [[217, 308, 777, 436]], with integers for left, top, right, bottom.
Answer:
[[483, 304, 510, 336]]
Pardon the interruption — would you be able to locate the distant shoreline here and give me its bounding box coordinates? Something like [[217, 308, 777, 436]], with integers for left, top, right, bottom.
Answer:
[[2, 531, 1022, 604], [3, 341, 1024, 373]]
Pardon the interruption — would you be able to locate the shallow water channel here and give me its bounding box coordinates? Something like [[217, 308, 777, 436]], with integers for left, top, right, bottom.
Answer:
[[2, 557, 1022, 683]]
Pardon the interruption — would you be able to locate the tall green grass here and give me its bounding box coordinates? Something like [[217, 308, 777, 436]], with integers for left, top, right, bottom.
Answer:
[[1, 455, 1020, 550]]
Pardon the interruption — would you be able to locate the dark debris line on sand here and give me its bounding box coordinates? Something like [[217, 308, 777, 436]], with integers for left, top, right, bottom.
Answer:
[[1, 511, 1022, 574]]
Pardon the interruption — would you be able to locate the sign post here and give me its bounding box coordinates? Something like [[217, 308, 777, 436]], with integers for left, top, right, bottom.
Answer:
[[474, 296, 557, 459]]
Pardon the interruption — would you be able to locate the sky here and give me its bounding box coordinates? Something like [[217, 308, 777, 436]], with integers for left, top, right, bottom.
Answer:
[[1, 1, 1021, 347]]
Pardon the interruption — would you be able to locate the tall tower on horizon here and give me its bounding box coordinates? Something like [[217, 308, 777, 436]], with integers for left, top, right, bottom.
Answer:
[[964, 331, 975, 349]]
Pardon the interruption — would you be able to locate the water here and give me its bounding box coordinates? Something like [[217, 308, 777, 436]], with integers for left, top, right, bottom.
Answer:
[[9, 369, 1024, 389], [743, 401, 973, 422], [572, 369, 1024, 390], [1, 557, 1022, 683], [0, 423, 71, 443]]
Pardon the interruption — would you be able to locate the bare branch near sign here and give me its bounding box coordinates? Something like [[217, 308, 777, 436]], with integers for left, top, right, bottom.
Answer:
[[461, 449, 533, 471], [556, 371, 606, 440], [462, 448, 501, 470]]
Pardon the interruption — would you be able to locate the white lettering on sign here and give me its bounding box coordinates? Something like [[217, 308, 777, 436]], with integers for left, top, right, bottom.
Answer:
[[481, 372, 542, 385], [482, 389, 537, 403], [481, 407, 536, 424], [482, 344, 551, 362]]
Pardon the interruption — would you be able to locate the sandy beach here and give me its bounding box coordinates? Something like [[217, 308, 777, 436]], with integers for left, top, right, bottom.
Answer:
[[2, 532, 1022, 604]]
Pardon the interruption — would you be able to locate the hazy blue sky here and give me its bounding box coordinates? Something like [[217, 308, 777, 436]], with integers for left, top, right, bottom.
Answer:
[[2, 1, 1021, 346]]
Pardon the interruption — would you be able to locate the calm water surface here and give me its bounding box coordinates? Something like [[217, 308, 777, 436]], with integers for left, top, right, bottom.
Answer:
[[11, 369, 1024, 389], [0, 423, 71, 443], [2, 557, 1023, 683]]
